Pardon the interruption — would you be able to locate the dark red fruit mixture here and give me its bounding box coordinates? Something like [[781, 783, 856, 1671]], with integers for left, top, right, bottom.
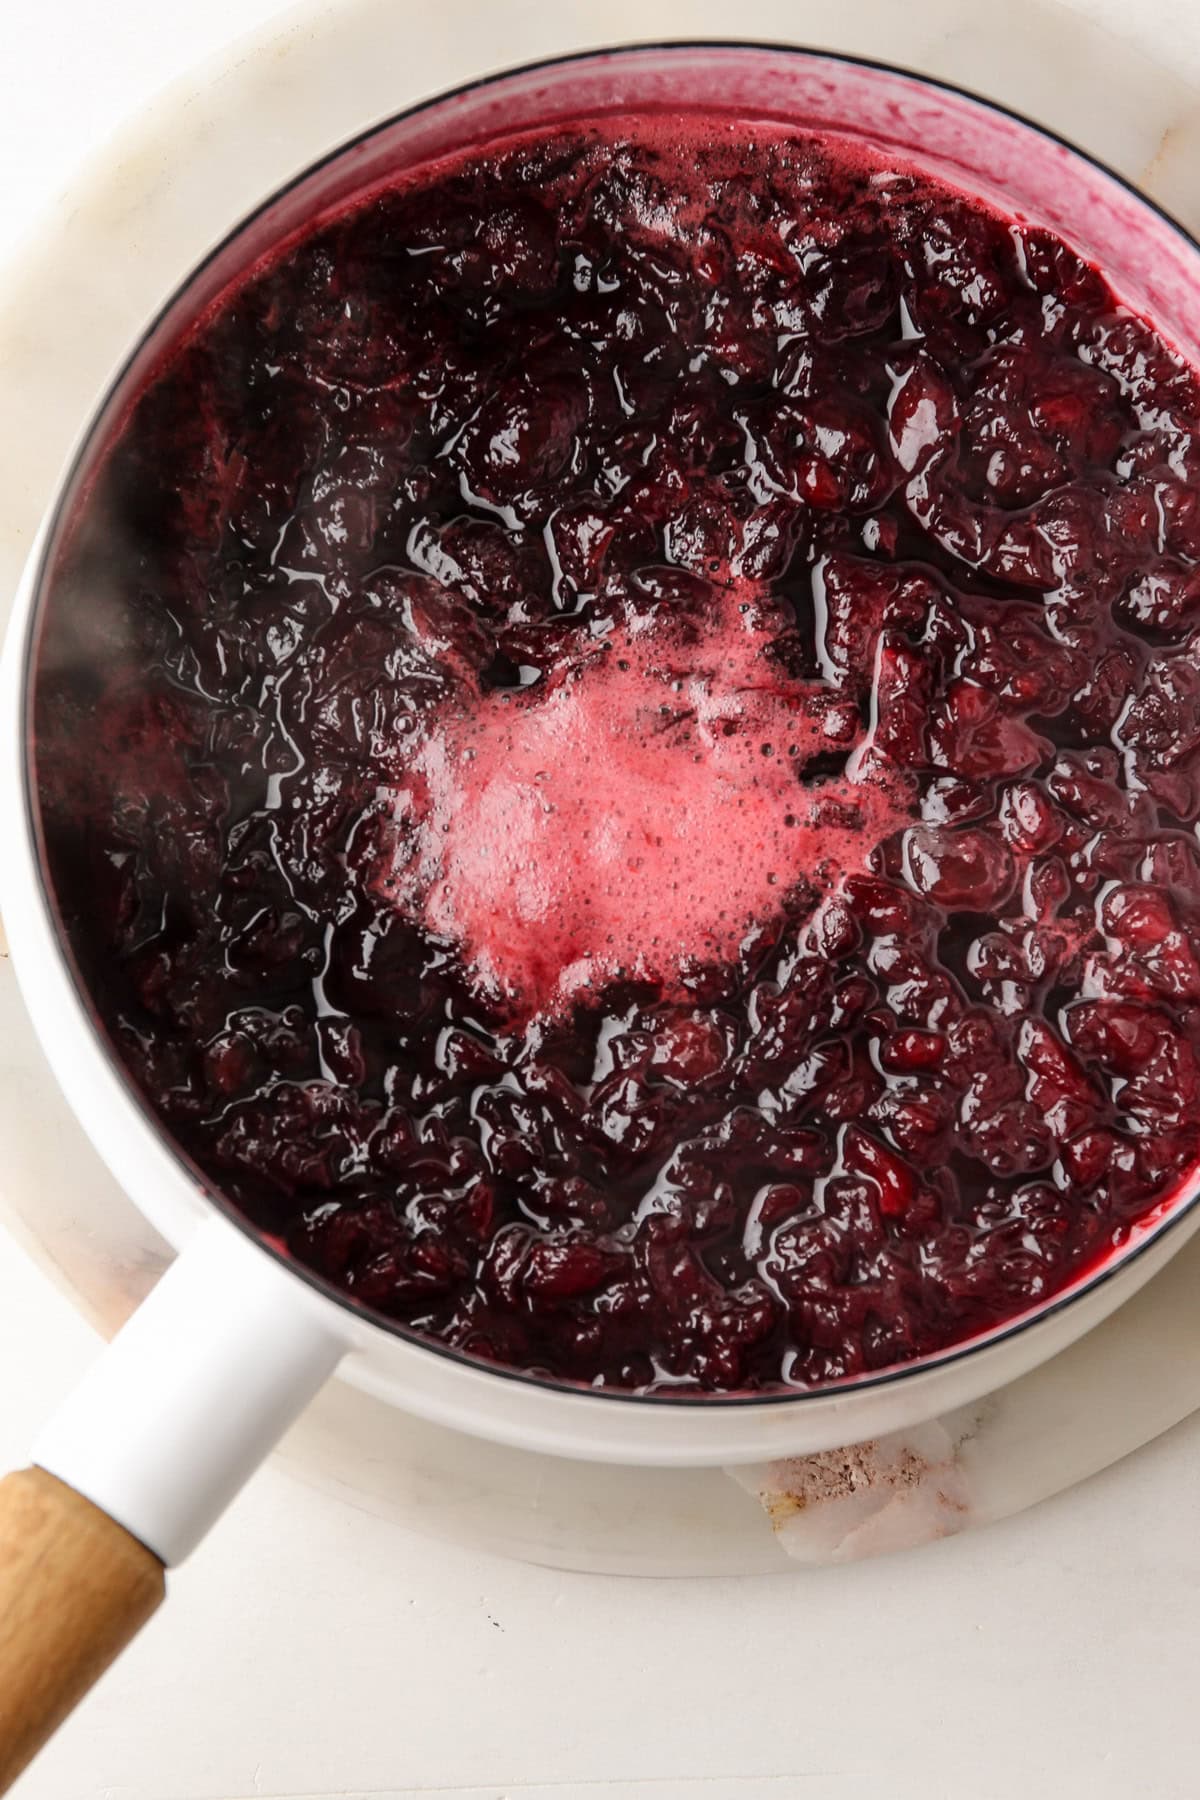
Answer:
[[33, 118, 1200, 1392]]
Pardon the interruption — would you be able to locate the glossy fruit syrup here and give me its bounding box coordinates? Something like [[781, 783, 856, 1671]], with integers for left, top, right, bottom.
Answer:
[[32, 116, 1200, 1391]]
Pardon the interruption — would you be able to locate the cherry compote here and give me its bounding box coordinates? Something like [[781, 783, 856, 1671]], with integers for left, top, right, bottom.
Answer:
[[32, 118, 1200, 1390]]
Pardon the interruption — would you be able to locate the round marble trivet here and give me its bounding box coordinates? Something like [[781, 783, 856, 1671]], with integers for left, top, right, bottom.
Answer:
[[2, 0, 1198, 1574]]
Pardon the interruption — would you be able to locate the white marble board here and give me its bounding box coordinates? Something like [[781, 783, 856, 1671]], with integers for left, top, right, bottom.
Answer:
[[2, 0, 1200, 1579]]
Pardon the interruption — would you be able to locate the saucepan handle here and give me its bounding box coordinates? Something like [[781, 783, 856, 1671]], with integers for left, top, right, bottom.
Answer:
[[0, 1216, 345, 1791], [0, 1466, 164, 1790]]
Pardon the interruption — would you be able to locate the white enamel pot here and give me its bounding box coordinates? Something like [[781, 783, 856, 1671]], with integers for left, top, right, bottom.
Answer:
[[2, 40, 1200, 1787]]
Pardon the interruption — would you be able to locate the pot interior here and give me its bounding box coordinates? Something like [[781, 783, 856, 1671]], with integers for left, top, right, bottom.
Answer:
[[21, 44, 1200, 1413]]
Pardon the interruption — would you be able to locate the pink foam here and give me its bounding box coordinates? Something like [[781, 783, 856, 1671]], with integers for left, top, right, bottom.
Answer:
[[377, 588, 909, 1018]]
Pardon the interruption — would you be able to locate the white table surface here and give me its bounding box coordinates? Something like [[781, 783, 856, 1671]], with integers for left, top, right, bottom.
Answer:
[[5, 3, 1200, 1796]]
